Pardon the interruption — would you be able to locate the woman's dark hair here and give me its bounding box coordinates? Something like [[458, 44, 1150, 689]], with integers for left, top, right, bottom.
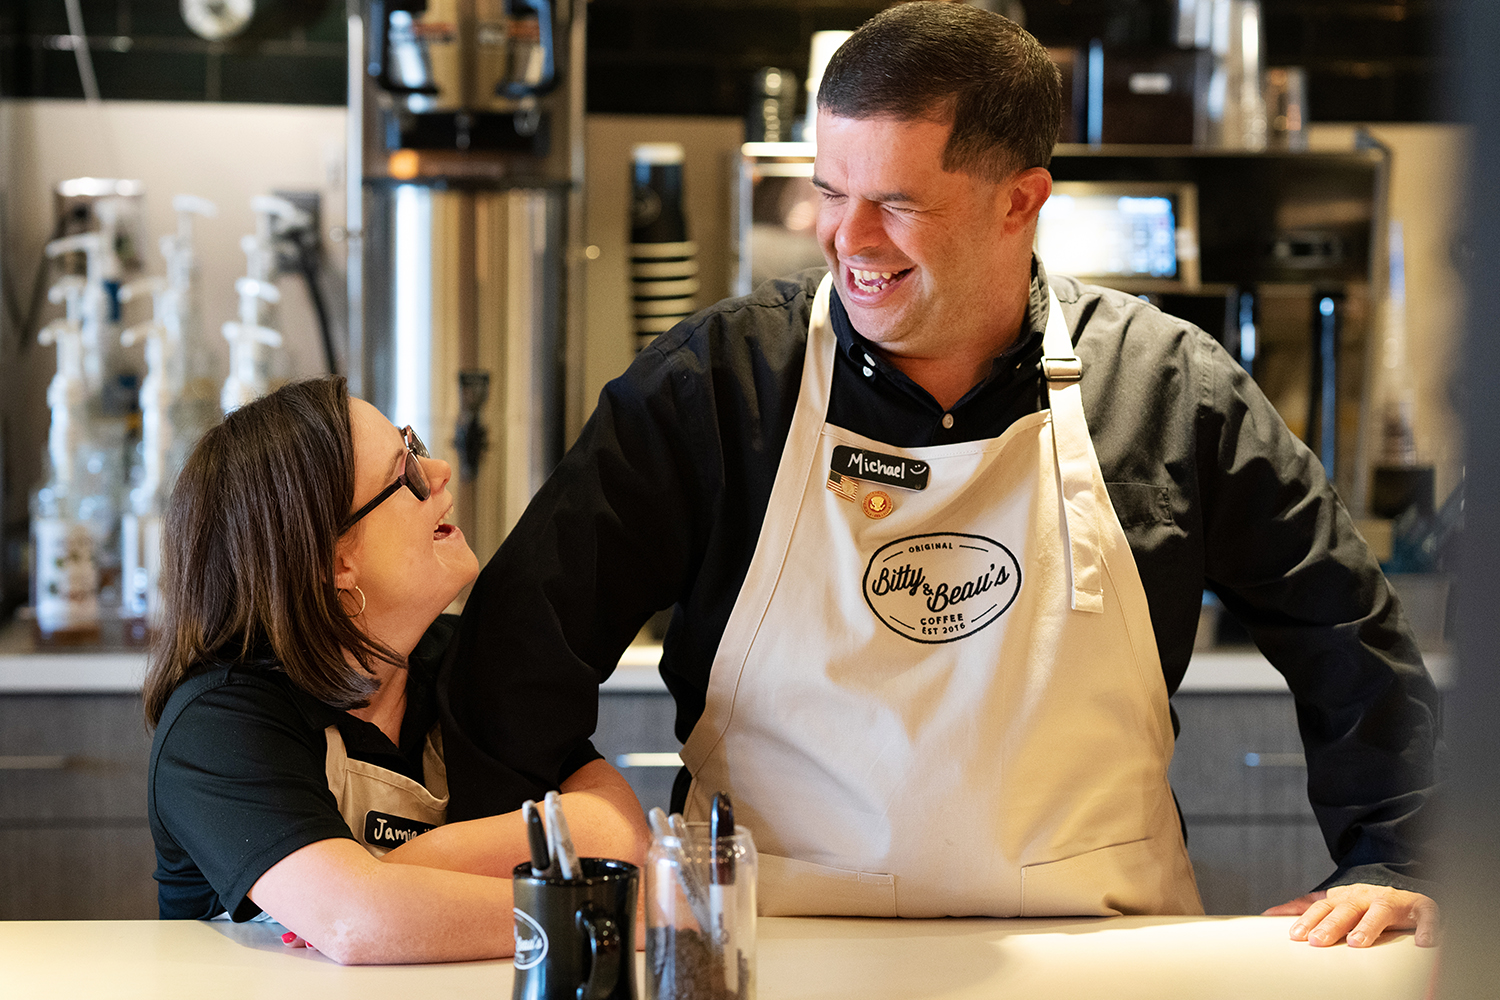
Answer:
[[144, 376, 398, 727], [816, 1, 1063, 181]]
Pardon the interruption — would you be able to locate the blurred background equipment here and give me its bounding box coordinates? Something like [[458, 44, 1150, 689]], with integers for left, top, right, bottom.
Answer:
[[1264, 66, 1308, 151], [180, 0, 256, 41], [30, 274, 101, 645], [747, 68, 798, 144], [220, 195, 305, 415], [799, 30, 851, 145], [1035, 182, 1200, 291], [353, 0, 586, 576], [629, 142, 696, 353], [115, 194, 220, 643]]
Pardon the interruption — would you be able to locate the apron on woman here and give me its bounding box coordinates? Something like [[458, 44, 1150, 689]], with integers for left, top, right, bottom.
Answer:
[[325, 725, 448, 857], [680, 274, 1201, 918], [215, 720, 448, 923]]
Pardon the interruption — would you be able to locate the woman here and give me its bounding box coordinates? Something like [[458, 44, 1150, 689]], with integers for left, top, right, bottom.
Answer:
[[144, 377, 649, 965]]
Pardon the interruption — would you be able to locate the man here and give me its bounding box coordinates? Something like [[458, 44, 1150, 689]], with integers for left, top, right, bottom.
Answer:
[[441, 2, 1438, 946]]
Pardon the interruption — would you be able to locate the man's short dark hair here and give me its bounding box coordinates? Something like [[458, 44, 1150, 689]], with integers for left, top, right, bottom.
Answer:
[[816, 1, 1063, 180]]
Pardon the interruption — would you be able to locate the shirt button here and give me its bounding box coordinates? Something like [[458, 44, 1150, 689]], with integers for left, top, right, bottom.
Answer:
[[862, 366, 874, 378], [942, 413, 955, 429], [863, 353, 875, 365]]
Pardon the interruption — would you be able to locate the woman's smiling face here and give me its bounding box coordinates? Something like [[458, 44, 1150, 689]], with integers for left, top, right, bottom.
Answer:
[[340, 398, 478, 642]]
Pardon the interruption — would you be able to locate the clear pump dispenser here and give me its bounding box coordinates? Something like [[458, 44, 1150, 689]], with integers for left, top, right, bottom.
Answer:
[[221, 196, 303, 414], [117, 282, 173, 641], [161, 195, 221, 474], [31, 277, 102, 643]]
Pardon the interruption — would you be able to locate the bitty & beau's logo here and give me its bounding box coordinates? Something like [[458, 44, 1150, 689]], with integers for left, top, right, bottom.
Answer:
[[862, 533, 1022, 644], [513, 908, 549, 969]]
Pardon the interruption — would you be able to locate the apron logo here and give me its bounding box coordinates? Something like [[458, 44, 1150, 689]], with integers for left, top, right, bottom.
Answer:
[[513, 908, 549, 969], [363, 810, 437, 848], [863, 533, 1022, 643]]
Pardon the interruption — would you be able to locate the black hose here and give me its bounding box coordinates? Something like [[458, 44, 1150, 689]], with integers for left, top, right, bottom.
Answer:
[[0, 256, 23, 340], [294, 231, 338, 376]]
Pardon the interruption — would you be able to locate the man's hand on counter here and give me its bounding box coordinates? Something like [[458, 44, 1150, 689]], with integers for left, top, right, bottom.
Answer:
[[1265, 885, 1439, 948]]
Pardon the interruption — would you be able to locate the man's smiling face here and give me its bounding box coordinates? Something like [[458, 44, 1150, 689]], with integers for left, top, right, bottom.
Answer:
[[813, 111, 1022, 364]]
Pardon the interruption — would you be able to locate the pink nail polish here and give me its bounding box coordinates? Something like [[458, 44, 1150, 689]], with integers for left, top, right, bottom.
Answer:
[[282, 931, 297, 944]]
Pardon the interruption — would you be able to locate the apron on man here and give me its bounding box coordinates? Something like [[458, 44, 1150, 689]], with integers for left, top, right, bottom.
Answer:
[[681, 274, 1201, 918]]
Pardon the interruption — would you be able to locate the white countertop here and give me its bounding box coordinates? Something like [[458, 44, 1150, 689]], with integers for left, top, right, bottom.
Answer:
[[0, 620, 1452, 695], [0, 915, 1433, 1000], [0, 623, 671, 694]]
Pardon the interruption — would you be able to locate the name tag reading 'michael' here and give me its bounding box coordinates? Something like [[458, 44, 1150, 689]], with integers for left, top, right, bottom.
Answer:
[[831, 445, 930, 492]]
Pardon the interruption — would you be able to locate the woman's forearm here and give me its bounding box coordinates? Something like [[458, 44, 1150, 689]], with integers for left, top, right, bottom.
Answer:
[[383, 758, 652, 876], [249, 838, 516, 965], [248, 762, 651, 964]]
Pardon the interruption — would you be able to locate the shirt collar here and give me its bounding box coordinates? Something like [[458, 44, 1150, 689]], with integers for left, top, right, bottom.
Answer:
[[827, 257, 1052, 394]]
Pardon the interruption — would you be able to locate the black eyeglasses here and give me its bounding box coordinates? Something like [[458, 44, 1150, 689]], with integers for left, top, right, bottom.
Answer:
[[342, 425, 431, 533]]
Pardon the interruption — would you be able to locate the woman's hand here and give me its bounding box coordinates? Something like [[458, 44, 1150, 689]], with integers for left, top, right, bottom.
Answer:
[[280, 931, 318, 951]]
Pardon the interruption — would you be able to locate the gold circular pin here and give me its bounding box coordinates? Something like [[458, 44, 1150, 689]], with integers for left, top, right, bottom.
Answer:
[[862, 490, 894, 519]]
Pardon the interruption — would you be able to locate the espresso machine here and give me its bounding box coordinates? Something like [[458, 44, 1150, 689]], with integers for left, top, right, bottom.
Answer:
[[348, 0, 585, 574]]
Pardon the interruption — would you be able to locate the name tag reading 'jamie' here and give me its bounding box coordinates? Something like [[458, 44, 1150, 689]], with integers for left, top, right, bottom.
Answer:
[[364, 810, 436, 849], [831, 446, 930, 492]]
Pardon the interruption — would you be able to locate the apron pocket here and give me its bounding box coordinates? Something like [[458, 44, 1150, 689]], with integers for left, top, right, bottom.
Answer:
[[758, 853, 897, 918], [1020, 837, 1186, 917], [1104, 482, 1174, 529]]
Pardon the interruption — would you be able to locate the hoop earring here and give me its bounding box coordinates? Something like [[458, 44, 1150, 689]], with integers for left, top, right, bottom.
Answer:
[[342, 585, 366, 617]]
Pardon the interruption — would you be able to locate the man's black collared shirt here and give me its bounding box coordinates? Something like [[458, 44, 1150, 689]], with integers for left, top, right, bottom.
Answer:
[[442, 265, 1439, 899]]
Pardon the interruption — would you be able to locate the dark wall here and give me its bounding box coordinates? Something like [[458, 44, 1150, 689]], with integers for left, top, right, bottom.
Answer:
[[593, 0, 1453, 122], [0, 0, 347, 104], [0, 0, 1454, 121]]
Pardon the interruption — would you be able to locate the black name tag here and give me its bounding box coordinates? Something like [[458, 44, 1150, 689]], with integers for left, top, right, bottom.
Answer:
[[831, 446, 929, 492], [364, 810, 436, 849]]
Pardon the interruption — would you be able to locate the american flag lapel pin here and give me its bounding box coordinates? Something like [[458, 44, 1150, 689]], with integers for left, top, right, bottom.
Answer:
[[826, 469, 860, 502]]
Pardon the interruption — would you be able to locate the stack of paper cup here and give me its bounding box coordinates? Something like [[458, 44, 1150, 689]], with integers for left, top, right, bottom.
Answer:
[[630, 142, 698, 352]]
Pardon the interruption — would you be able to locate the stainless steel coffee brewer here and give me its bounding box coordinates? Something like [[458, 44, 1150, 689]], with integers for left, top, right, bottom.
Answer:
[[348, 0, 585, 577]]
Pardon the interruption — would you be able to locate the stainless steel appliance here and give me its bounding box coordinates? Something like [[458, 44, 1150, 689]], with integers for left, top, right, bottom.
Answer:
[[348, 0, 586, 571]]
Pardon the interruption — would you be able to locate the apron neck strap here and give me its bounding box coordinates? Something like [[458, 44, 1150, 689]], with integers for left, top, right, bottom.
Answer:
[[1040, 288, 1081, 386], [1038, 288, 1105, 614]]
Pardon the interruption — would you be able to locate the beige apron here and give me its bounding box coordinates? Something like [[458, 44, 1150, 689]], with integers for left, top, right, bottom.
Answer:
[[324, 725, 449, 857], [680, 274, 1201, 919]]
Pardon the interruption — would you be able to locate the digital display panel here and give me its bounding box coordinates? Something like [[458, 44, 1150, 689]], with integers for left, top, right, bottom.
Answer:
[[1035, 182, 1199, 289]]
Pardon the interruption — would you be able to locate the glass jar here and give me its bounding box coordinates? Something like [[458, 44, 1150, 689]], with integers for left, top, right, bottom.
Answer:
[[645, 822, 757, 1000]]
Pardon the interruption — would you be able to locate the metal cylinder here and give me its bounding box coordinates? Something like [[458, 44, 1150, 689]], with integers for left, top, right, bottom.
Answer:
[[361, 181, 567, 568]]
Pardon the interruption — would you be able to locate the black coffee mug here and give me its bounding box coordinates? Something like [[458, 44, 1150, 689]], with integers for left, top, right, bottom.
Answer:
[[513, 858, 639, 1000]]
